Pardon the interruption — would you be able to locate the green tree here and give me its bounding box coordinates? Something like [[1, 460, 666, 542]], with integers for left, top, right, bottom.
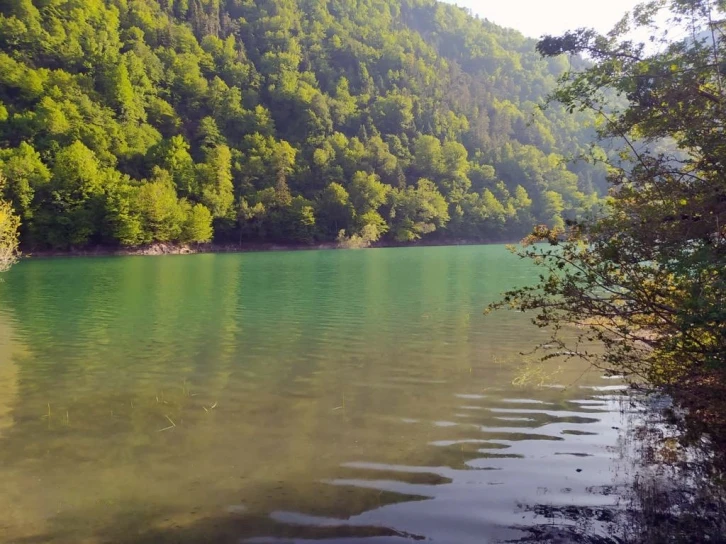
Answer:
[[135, 168, 186, 243], [389, 178, 449, 242], [0, 142, 50, 222], [153, 136, 197, 197], [371, 91, 414, 135], [481, 189, 507, 226], [181, 201, 214, 243], [441, 141, 469, 179], [108, 59, 144, 122], [0, 174, 20, 272], [197, 144, 234, 218], [348, 171, 389, 215], [412, 135, 443, 178], [492, 0, 726, 386], [36, 141, 108, 248], [316, 182, 355, 237], [542, 190, 565, 230], [104, 178, 144, 247], [238, 134, 296, 192], [0, 0, 609, 248]]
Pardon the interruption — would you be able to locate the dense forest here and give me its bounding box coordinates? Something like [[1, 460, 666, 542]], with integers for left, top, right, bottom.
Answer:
[[0, 0, 606, 249]]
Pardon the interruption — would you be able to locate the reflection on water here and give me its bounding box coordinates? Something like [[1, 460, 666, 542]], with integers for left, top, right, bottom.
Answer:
[[0, 306, 19, 439], [613, 394, 726, 544], [0, 246, 630, 543]]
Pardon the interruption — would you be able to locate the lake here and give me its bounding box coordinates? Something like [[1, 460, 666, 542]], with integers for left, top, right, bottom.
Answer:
[[0, 245, 630, 543]]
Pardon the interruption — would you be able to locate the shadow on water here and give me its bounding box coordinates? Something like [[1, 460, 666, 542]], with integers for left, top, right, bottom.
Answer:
[[0, 248, 723, 543], [613, 393, 726, 544], [507, 392, 726, 544], [11, 484, 432, 544]]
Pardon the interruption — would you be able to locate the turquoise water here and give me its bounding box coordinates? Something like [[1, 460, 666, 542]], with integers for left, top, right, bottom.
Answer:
[[0, 246, 627, 543]]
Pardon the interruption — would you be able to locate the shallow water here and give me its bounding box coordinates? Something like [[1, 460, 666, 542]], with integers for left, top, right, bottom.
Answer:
[[0, 245, 629, 543]]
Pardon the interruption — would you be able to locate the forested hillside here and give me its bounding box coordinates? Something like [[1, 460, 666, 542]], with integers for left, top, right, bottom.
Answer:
[[0, 0, 606, 249]]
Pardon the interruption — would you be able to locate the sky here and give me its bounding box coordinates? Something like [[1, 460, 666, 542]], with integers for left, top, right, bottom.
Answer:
[[442, 0, 643, 38]]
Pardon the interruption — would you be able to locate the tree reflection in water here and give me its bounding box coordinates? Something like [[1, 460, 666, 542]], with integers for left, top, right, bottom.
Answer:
[[508, 391, 726, 544]]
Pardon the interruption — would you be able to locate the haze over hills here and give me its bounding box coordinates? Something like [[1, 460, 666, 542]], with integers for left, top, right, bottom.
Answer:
[[0, 0, 607, 249], [439, 0, 639, 39]]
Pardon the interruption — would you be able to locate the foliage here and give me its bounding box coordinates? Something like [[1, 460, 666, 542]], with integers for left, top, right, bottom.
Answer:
[[0, 175, 20, 272], [182, 202, 214, 243], [0, 0, 608, 249], [336, 224, 381, 248], [389, 178, 449, 242], [490, 0, 726, 385]]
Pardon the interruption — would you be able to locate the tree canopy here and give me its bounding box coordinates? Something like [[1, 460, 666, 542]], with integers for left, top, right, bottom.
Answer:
[[0, 174, 19, 272], [491, 0, 726, 386], [0, 0, 606, 249]]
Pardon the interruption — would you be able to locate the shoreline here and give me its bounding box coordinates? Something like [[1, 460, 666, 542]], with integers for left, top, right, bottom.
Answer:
[[21, 238, 523, 259]]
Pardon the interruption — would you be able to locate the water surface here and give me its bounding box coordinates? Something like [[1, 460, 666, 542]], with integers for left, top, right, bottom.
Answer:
[[0, 246, 627, 543]]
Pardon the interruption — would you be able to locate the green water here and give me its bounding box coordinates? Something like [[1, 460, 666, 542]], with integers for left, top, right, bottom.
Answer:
[[0, 246, 626, 543]]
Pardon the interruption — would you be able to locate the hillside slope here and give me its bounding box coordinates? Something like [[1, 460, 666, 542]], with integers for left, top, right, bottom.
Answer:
[[0, 0, 606, 248]]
